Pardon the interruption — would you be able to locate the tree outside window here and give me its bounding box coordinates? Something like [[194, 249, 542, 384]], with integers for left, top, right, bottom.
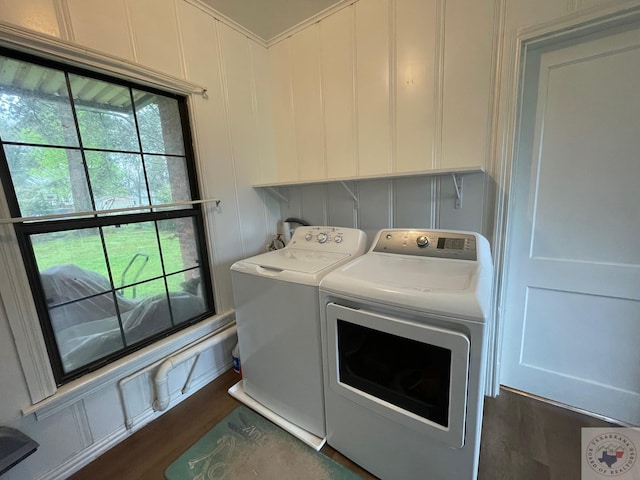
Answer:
[[0, 51, 215, 384]]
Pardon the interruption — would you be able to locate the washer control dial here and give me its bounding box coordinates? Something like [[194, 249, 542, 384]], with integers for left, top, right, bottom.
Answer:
[[317, 232, 328, 243], [416, 235, 429, 248], [335, 235, 343, 244], [305, 233, 313, 241]]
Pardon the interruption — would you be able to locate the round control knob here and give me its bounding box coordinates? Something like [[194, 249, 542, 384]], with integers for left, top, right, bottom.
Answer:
[[416, 235, 429, 248], [305, 233, 313, 241], [335, 235, 343, 243], [317, 232, 328, 243]]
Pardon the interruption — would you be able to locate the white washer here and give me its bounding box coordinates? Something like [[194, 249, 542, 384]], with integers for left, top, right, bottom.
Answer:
[[319, 229, 493, 480], [228, 226, 366, 450]]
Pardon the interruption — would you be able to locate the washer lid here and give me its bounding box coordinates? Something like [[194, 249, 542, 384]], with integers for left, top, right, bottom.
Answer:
[[242, 248, 351, 274]]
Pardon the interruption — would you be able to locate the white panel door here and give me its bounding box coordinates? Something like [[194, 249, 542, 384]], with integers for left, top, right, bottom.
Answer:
[[501, 25, 640, 425]]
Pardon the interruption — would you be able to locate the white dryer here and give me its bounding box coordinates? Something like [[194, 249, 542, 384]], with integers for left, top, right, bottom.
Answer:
[[229, 226, 366, 449], [319, 229, 493, 480]]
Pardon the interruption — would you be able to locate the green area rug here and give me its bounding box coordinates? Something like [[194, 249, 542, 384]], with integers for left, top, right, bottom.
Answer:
[[165, 406, 361, 480]]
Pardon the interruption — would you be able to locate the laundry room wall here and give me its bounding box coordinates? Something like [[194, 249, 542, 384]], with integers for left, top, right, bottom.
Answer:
[[260, 0, 498, 241], [259, 0, 640, 401], [0, 1, 276, 479], [1, 0, 638, 478]]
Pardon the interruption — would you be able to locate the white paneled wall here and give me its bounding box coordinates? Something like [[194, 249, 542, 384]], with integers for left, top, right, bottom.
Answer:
[[264, 0, 497, 184], [179, 5, 240, 312], [268, 40, 298, 182], [0, 0, 60, 37], [395, 0, 438, 172], [126, 0, 185, 78], [217, 22, 274, 254], [0, 1, 272, 478], [355, 0, 391, 176], [65, 0, 134, 60], [320, 7, 357, 179], [441, 0, 496, 170], [291, 25, 325, 180], [1, 0, 638, 477]]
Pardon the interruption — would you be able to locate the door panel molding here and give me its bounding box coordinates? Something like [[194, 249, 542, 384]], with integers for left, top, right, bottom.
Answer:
[[494, 2, 640, 424]]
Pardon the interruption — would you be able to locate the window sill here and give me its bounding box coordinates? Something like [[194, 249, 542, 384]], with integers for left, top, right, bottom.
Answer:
[[22, 311, 235, 421]]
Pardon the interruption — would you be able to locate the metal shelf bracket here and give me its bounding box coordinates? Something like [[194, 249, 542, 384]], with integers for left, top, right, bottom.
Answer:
[[340, 181, 359, 209], [266, 187, 289, 204], [452, 174, 463, 209]]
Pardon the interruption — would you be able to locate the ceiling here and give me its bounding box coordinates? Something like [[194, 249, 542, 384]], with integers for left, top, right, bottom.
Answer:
[[200, 0, 343, 42]]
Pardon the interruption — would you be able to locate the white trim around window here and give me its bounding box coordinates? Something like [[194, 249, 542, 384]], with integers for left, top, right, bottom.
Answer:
[[0, 20, 207, 97], [0, 20, 214, 405]]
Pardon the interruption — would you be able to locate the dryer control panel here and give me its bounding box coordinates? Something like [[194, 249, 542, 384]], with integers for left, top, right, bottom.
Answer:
[[372, 229, 477, 261]]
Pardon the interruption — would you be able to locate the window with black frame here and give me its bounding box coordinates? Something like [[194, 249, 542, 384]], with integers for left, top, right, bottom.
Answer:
[[0, 50, 215, 384]]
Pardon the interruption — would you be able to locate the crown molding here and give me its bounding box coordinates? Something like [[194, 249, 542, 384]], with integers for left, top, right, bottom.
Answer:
[[267, 0, 356, 47], [183, 0, 267, 47]]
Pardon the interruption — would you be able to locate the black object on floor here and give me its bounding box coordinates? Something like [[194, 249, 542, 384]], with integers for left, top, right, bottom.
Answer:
[[0, 427, 39, 475]]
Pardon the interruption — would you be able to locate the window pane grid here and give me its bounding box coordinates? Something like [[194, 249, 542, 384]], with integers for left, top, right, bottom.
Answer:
[[0, 140, 190, 159], [0, 50, 214, 384]]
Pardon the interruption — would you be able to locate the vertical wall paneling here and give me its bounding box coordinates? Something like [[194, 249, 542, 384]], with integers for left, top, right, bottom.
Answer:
[[177, 3, 241, 311], [320, 5, 357, 179], [291, 25, 326, 181], [327, 183, 357, 227], [440, 0, 495, 170], [250, 43, 277, 184], [71, 401, 94, 449], [249, 42, 281, 233], [53, 0, 74, 41], [0, 0, 61, 37], [438, 173, 487, 236], [579, 0, 611, 10], [509, 0, 568, 29], [218, 23, 271, 255], [83, 384, 126, 440], [388, 0, 397, 172], [268, 40, 299, 182], [432, 0, 446, 169], [65, 0, 134, 60], [125, 0, 184, 78], [20, 407, 84, 479], [300, 184, 329, 226], [358, 179, 393, 242], [393, 177, 433, 228], [355, 0, 391, 176], [395, 0, 438, 171], [279, 187, 303, 223]]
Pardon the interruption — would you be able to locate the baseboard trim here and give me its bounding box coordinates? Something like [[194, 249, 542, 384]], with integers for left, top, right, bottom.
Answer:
[[500, 385, 633, 427], [38, 361, 233, 480]]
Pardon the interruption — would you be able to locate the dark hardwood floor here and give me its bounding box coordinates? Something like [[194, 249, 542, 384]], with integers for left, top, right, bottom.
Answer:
[[70, 369, 616, 480]]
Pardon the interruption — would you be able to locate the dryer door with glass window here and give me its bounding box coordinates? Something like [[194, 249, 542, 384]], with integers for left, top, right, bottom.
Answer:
[[326, 302, 470, 448]]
